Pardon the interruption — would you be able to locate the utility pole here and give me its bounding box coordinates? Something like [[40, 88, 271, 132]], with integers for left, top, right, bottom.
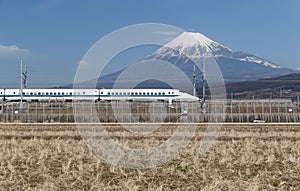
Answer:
[[201, 58, 206, 113], [20, 59, 23, 110], [280, 88, 282, 98], [202, 60, 206, 100], [1, 89, 4, 115], [23, 65, 27, 89], [193, 64, 196, 97], [20, 59, 27, 111]]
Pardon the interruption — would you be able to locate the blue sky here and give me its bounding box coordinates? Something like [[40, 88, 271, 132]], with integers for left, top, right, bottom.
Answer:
[[0, 0, 299, 88]]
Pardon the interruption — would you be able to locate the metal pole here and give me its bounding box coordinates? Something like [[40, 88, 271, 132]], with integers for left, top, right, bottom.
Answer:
[[59, 102, 61, 122], [252, 96, 255, 116], [246, 102, 249, 122], [12, 103, 14, 122], [238, 102, 241, 122], [20, 59, 23, 110], [1, 100, 3, 115], [269, 100, 272, 120], [280, 88, 282, 98], [193, 64, 196, 97], [202, 59, 206, 100]]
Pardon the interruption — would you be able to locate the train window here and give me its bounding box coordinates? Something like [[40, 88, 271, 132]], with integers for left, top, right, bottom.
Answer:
[[151, 92, 153, 95], [30, 92, 33, 95], [0, 92, 2, 94], [168, 92, 170, 94], [135, 92, 138, 95], [58, 92, 60, 95], [172, 92, 174, 94], [83, 92, 85, 95], [162, 92, 165, 95], [139, 92, 142, 95], [13, 92, 16, 94], [147, 92, 149, 95], [46, 93, 49, 95], [38, 92, 41, 95], [69, 92, 72, 95], [154, 93, 157, 95], [62, 93, 64, 95], [143, 92, 146, 95], [101, 92, 103, 94], [50, 92, 53, 95], [54, 93, 57, 95], [108, 92, 111, 95], [158, 93, 161, 95]]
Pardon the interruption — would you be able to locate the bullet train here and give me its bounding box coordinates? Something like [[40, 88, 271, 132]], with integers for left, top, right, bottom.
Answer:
[[0, 88, 199, 103]]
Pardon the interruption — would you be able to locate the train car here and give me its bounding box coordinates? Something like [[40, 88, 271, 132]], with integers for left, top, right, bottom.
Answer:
[[98, 89, 199, 104], [0, 88, 199, 103]]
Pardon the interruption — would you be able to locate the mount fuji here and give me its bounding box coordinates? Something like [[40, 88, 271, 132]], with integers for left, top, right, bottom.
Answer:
[[146, 32, 294, 82], [69, 32, 296, 89]]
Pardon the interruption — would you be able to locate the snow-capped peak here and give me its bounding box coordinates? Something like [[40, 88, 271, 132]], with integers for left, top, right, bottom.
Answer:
[[167, 32, 215, 47], [163, 32, 234, 57], [148, 31, 288, 73]]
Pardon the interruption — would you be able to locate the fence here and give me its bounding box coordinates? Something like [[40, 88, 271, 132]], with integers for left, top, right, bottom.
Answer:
[[0, 99, 299, 123]]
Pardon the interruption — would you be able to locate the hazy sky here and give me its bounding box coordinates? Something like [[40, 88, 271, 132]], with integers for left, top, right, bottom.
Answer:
[[0, 0, 299, 87]]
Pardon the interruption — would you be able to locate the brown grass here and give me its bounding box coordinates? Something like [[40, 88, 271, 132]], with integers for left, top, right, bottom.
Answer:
[[0, 123, 299, 190]]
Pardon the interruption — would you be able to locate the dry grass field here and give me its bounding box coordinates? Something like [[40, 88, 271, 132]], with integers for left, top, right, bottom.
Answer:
[[0, 123, 299, 190]]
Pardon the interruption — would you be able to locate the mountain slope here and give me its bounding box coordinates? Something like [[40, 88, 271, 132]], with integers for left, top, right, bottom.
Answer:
[[68, 32, 296, 90], [226, 73, 300, 99], [147, 32, 294, 82]]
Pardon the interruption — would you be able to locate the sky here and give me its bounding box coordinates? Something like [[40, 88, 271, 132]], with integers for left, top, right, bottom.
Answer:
[[0, 0, 299, 88]]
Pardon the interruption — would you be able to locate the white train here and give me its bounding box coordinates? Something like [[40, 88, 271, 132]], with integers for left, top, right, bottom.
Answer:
[[0, 88, 199, 103]]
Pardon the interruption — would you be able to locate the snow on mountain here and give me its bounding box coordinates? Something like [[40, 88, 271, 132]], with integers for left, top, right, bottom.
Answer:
[[147, 32, 293, 82], [160, 32, 281, 69], [159, 32, 234, 58]]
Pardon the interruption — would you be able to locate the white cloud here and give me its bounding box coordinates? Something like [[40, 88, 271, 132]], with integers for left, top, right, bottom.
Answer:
[[0, 45, 29, 56]]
